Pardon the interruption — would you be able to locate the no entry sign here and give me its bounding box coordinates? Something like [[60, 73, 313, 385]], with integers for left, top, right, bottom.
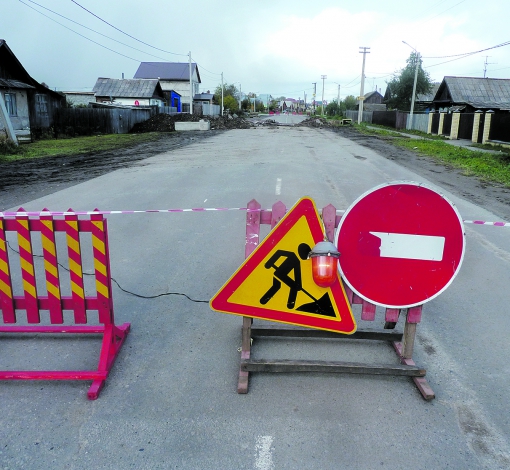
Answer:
[[335, 182, 465, 308]]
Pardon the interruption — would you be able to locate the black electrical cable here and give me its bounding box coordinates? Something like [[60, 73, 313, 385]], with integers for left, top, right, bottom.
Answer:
[[70, 0, 187, 56], [6, 241, 210, 304]]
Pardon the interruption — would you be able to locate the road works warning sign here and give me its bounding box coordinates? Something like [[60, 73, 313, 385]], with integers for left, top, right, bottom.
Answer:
[[210, 197, 356, 334]]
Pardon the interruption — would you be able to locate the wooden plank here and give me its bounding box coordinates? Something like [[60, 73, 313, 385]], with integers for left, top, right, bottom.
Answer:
[[361, 300, 376, 321], [402, 320, 417, 359], [393, 342, 435, 400], [241, 359, 426, 376], [271, 201, 286, 228], [407, 305, 423, 323], [245, 199, 261, 259], [250, 325, 402, 341], [321, 204, 336, 242]]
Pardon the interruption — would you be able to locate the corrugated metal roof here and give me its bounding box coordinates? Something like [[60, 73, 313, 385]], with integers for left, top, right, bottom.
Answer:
[[442, 76, 510, 108], [92, 78, 161, 98], [134, 62, 200, 82], [0, 78, 35, 89]]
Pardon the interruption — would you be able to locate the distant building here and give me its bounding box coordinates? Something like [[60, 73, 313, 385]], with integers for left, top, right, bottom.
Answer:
[[134, 62, 200, 109], [92, 78, 166, 107], [61, 91, 95, 107], [432, 76, 510, 113], [359, 90, 386, 111]]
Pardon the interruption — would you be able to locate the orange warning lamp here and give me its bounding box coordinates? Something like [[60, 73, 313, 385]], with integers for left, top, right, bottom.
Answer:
[[308, 240, 340, 287]]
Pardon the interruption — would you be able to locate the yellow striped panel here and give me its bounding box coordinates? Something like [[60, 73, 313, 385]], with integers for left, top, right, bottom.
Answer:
[[95, 281, 109, 299], [92, 235, 106, 255], [0, 257, 9, 275], [44, 259, 59, 278], [69, 258, 83, 276], [93, 258, 107, 277], [71, 281, 85, 298], [66, 235, 81, 255], [22, 279, 37, 298], [20, 258, 35, 276], [46, 282, 61, 299], [0, 239, 6, 253], [0, 278, 12, 297], [18, 235, 32, 254], [41, 235, 56, 257]]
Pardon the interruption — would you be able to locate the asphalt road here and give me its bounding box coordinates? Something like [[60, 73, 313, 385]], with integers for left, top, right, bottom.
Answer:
[[1, 125, 510, 469]]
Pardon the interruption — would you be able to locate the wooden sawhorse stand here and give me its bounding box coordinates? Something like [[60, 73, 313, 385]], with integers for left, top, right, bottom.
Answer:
[[237, 199, 435, 400]]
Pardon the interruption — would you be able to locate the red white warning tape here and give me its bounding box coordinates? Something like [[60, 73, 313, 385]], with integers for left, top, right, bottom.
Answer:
[[0, 209, 508, 227]]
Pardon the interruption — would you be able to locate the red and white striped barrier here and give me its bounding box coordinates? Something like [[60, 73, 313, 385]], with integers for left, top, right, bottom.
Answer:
[[0, 208, 508, 227]]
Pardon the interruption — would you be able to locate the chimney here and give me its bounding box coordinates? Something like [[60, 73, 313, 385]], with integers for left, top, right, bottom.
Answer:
[[122, 73, 124, 79]]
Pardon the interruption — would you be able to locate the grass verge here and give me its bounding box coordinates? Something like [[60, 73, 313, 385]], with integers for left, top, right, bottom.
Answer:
[[0, 132, 164, 163], [354, 124, 510, 187]]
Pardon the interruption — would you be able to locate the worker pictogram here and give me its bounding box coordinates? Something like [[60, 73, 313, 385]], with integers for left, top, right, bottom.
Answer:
[[210, 197, 356, 334]]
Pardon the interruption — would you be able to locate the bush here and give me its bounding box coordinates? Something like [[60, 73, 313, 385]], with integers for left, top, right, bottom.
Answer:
[[0, 134, 23, 155]]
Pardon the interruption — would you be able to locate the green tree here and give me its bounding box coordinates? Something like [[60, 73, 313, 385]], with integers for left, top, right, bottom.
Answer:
[[326, 100, 340, 116], [385, 52, 432, 111], [223, 95, 239, 113], [343, 95, 357, 110], [213, 83, 239, 105], [241, 98, 250, 111]]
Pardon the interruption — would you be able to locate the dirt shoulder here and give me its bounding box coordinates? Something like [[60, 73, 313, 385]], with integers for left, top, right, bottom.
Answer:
[[2, 123, 510, 221], [0, 131, 218, 211], [333, 126, 510, 221]]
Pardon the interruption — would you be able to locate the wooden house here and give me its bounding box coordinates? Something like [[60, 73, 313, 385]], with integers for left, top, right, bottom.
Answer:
[[0, 39, 64, 138]]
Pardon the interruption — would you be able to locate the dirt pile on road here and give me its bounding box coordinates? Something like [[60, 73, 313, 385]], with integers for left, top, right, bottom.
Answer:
[[130, 113, 253, 133], [297, 117, 330, 128]]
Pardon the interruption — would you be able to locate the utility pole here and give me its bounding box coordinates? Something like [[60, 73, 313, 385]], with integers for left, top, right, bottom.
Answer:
[[483, 56, 496, 78], [221, 72, 224, 116], [358, 47, 370, 124], [321, 75, 327, 116], [312, 82, 316, 114], [239, 83, 242, 111], [402, 41, 421, 130], [337, 84, 340, 116], [409, 53, 420, 129], [188, 51, 193, 115]]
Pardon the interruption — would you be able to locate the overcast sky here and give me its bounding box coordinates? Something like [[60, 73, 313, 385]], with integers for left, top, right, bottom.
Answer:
[[3, 0, 510, 101]]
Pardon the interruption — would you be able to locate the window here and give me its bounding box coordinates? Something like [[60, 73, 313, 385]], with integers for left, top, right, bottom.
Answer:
[[35, 94, 48, 115], [4, 93, 17, 116]]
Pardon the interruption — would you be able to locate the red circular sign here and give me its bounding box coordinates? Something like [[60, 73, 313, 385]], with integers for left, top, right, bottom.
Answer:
[[335, 182, 465, 308], [134, 100, 140, 106]]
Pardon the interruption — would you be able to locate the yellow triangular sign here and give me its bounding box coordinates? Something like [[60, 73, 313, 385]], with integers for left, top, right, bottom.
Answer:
[[210, 197, 356, 334]]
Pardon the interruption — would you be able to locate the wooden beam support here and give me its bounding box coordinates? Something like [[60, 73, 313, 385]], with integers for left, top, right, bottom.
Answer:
[[241, 359, 426, 376]]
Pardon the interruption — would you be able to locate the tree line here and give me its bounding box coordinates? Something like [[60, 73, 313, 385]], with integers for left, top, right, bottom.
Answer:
[[212, 52, 433, 115]]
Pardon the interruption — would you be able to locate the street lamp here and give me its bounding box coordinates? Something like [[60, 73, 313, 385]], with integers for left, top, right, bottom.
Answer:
[[402, 41, 421, 130], [333, 82, 341, 116], [321, 75, 327, 116]]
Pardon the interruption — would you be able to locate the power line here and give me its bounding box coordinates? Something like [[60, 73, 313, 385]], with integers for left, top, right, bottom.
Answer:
[[70, 0, 186, 56], [423, 40, 510, 59], [19, 0, 145, 63], [23, 0, 180, 62], [419, 0, 468, 24]]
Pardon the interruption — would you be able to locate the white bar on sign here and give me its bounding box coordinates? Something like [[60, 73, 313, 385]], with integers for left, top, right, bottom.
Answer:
[[369, 232, 445, 261]]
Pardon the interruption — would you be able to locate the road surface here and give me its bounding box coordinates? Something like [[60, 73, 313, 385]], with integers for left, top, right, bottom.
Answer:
[[1, 125, 509, 469]]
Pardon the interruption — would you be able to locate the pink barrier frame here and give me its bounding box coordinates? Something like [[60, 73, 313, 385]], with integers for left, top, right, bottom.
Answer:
[[238, 200, 434, 400], [0, 209, 130, 399]]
